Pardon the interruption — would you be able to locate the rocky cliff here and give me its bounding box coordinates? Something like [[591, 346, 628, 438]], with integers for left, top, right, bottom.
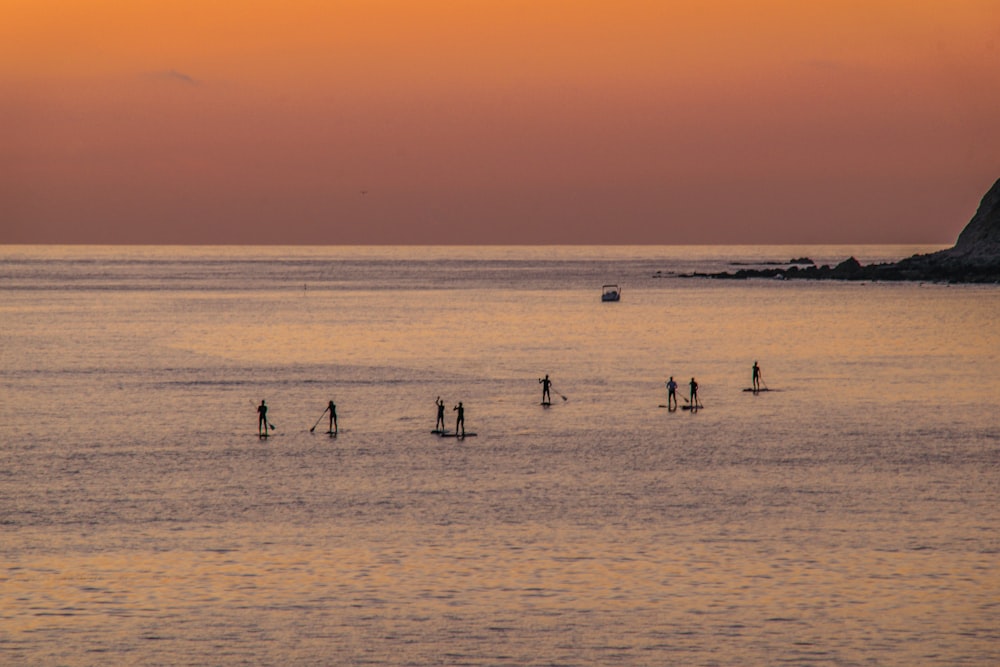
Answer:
[[880, 178, 1000, 281], [686, 178, 1000, 283], [917, 178, 1000, 265], [954, 179, 1000, 258]]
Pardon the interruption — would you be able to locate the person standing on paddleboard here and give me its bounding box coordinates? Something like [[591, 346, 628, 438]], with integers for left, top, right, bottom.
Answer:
[[257, 400, 269, 436], [328, 400, 338, 435], [666, 376, 678, 409], [435, 397, 446, 431], [539, 374, 552, 404], [752, 361, 762, 392], [453, 401, 465, 437], [689, 378, 699, 408]]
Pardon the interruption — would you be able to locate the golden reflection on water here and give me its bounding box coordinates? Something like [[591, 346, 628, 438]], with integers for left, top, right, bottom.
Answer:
[[4, 523, 997, 664], [3, 248, 998, 665], [165, 285, 1000, 410]]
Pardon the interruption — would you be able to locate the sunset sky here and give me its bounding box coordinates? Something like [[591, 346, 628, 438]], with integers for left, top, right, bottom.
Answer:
[[3, 1, 998, 244]]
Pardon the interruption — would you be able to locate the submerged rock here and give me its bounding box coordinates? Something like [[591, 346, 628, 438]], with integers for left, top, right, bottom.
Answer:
[[832, 256, 863, 276]]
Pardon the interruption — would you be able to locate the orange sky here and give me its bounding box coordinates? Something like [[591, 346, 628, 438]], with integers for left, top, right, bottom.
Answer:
[[2, 0, 998, 244]]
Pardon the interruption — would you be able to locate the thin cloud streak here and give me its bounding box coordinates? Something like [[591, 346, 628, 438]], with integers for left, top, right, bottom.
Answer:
[[147, 69, 199, 86]]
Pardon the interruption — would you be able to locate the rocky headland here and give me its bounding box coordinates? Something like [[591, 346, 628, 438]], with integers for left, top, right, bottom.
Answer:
[[685, 178, 1000, 283]]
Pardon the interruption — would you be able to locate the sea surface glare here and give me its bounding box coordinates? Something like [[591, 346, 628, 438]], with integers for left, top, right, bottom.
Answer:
[[1, 245, 998, 666]]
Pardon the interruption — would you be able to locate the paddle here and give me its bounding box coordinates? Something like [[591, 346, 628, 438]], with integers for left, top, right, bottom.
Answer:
[[551, 386, 568, 401], [309, 407, 329, 433]]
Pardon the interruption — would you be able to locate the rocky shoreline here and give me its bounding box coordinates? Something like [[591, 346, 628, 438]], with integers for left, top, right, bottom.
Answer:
[[682, 178, 1000, 284]]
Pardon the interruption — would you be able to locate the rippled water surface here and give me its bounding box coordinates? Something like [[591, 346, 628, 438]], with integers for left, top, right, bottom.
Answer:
[[1, 245, 997, 665]]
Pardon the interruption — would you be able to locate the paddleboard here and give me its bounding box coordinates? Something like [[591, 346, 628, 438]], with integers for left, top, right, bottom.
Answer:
[[681, 405, 703, 411], [540, 401, 552, 407], [440, 432, 478, 438], [431, 429, 451, 435], [326, 431, 337, 436], [658, 404, 679, 409], [743, 388, 774, 392]]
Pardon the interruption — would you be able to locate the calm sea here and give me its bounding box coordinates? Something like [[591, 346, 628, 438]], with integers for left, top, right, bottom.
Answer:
[[1, 245, 997, 666]]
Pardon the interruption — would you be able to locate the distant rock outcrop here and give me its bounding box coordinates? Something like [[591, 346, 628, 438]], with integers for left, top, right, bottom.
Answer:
[[685, 178, 1000, 283]]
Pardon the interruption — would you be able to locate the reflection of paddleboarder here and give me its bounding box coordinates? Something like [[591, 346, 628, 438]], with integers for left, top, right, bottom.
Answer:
[[327, 400, 338, 435], [453, 401, 465, 437], [752, 361, 762, 392], [666, 376, 678, 409], [689, 378, 699, 407], [539, 374, 552, 403], [257, 400, 269, 436], [435, 397, 445, 430]]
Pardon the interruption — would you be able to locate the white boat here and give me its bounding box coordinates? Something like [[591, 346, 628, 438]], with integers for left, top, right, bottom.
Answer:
[[601, 284, 621, 302]]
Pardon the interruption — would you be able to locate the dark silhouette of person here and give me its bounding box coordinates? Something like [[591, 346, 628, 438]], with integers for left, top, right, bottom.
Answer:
[[752, 361, 762, 392], [666, 376, 678, 409], [328, 400, 338, 435], [257, 400, 268, 436], [435, 397, 446, 431], [539, 374, 552, 404], [453, 401, 465, 437], [689, 378, 699, 408]]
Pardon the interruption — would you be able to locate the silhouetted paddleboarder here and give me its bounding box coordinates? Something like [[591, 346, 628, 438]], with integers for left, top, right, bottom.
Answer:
[[435, 397, 446, 431], [689, 378, 699, 408], [666, 376, 678, 409], [453, 401, 465, 437], [257, 400, 269, 436], [327, 400, 338, 435], [752, 361, 762, 392], [539, 374, 552, 404]]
